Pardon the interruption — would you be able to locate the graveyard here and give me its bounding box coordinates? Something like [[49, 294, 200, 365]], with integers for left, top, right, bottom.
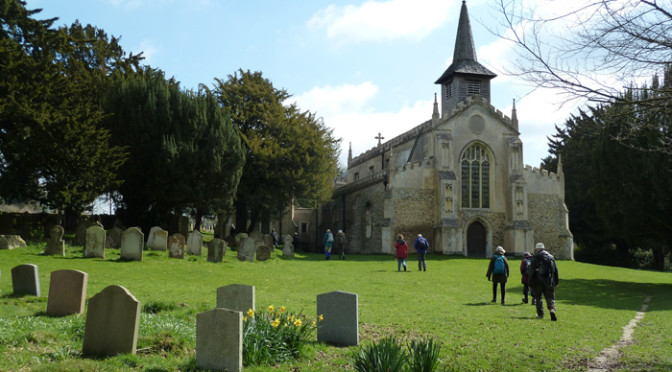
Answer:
[[1, 238, 671, 371]]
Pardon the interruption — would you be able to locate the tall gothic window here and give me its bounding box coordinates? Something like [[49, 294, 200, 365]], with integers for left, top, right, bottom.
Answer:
[[461, 142, 490, 208]]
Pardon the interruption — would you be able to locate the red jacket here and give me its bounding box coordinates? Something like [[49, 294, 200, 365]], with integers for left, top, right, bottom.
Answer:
[[395, 240, 408, 258]]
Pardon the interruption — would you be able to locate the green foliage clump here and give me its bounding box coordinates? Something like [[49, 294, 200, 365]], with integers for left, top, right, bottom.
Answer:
[[352, 335, 442, 372]]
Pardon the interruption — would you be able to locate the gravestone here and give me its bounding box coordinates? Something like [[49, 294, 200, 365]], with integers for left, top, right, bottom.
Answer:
[[146, 226, 161, 249], [105, 227, 123, 248], [151, 229, 168, 252], [11, 264, 40, 297], [84, 225, 106, 259], [178, 215, 190, 237], [282, 234, 294, 257], [249, 230, 263, 242], [168, 233, 185, 259], [74, 221, 90, 246], [45, 225, 65, 256], [216, 284, 255, 312], [0, 235, 27, 250], [196, 308, 242, 372], [120, 227, 144, 261], [237, 237, 256, 262], [263, 234, 273, 249], [317, 290, 359, 346], [46, 269, 88, 316], [255, 242, 272, 261], [207, 238, 226, 263], [232, 233, 248, 251], [82, 285, 141, 357], [187, 230, 203, 256]]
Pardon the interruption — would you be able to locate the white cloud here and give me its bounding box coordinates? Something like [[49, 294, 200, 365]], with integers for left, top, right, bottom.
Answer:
[[308, 0, 453, 44], [136, 39, 159, 65]]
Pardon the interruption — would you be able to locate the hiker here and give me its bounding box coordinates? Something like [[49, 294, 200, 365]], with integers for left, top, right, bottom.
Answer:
[[322, 229, 334, 260], [395, 234, 408, 272], [520, 252, 533, 303], [335, 229, 347, 260], [271, 229, 279, 249], [486, 246, 509, 305], [414, 234, 429, 271], [528, 242, 559, 321]]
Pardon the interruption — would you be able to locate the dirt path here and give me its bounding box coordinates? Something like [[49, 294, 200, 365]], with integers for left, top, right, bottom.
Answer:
[[586, 296, 651, 371]]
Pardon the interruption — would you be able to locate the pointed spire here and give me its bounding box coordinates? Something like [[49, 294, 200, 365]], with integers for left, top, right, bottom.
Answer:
[[432, 93, 440, 121], [511, 98, 518, 130], [348, 142, 353, 165], [453, 0, 477, 63]]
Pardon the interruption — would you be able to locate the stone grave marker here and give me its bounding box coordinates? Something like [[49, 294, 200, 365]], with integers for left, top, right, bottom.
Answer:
[[168, 233, 185, 259], [84, 225, 106, 259], [232, 232, 248, 251], [282, 234, 294, 257], [46, 269, 88, 316], [255, 242, 272, 261], [45, 225, 65, 256], [187, 230, 203, 256], [249, 230, 263, 242], [146, 226, 160, 249], [237, 237, 255, 262], [74, 221, 90, 246], [317, 290, 359, 346], [82, 285, 141, 357], [263, 234, 273, 249], [207, 238, 226, 263], [216, 284, 255, 313], [151, 228, 168, 251], [11, 263, 40, 297], [0, 235, 27, 250], [196, 308, 242, 372], [120, 227, 144, 261], [105, 227, 123, 248]]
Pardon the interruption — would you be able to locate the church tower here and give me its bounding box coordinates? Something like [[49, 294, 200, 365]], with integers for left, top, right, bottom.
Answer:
[[435, 0, 496, 116]]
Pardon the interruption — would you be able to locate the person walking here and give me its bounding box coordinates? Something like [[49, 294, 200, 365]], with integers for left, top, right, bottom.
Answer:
[[520, 252, 533, 303], [395, 234, 408, 272], [322, 229, 334, 260], [414, 234, 429, 271], [529, 242, 559, 321], [335, 230, 347, 260], [486, 246, 509, 305], [271, 229, 279, 249]]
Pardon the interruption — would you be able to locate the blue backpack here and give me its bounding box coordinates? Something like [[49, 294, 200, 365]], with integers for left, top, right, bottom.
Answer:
[[493, 255, 506, 274]]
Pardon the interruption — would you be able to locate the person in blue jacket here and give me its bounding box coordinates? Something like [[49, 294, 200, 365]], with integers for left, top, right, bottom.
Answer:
[[414, 234, 429, 271]]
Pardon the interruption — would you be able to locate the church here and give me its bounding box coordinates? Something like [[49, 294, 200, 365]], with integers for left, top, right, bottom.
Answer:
[[319, 1, 573, 259]]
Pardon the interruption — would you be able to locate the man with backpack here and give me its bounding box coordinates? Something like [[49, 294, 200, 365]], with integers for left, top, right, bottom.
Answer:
[[322, 229, 334, 260], [486, 246, 509, 305], [414, 234, 429, 271], [528, 242, 559, 321]]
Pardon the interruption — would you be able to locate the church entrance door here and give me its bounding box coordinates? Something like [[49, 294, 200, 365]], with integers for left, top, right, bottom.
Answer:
[[467, 221, 486, 257]]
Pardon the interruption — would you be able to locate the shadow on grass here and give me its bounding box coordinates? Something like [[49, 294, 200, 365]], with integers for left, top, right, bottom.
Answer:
[[559, 278, 672, 312]]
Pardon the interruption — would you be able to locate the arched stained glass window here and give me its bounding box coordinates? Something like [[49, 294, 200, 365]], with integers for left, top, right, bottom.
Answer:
[[460, 143, 491, 209]]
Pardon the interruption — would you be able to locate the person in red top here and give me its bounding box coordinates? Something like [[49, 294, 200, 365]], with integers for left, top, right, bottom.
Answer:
[[395, 234, 408, 272]]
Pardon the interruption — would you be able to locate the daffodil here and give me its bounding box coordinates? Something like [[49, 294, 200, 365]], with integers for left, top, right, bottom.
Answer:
[[312, 321, 316, 326], [247, 308, 255, 318], [294, 319, 302, 326], [280, 306, 286, 313], [268, 305, 274, 313], [271, 318, 280, 328], [243, 316, 247, 322], [318, 314, 324, 322], [289, 315, 295, 322]]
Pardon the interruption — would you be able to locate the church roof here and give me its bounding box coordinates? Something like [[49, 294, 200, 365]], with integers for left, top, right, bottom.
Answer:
[[435, 1, 496, 84]]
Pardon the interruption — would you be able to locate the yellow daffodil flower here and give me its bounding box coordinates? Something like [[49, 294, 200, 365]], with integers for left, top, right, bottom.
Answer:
[[280, 306, 286, 313], [271, 318, 280, 328], [243, 316, 247, 322], [268, 305, 274, 313], [318, 314, 324, 322], [247, 308, 255, 318], [294, 319, 302, 326]]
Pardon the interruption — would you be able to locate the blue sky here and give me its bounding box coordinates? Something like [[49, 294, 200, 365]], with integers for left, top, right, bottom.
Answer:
[[26, 0, 586, 168]]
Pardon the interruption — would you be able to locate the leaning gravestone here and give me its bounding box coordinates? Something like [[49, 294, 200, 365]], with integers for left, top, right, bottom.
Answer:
[[282, 234, 294, 257], [151, 229, 168, 252], [168, 233, 185, 259], [45, 225, 65, 256], [105, 227, 123, 248], [207, 238, 226, 263], [187, 230, 203, 256], [46, 269, 88, 316], [216, 284, 255, 312], [82, 285, 141, 357], [255, 242, 272, 261], [317, 290, 359, 346], [196, 308, 242, 372], [237, 237, 256, 262], [120, 227, 144, 261], [11, 264, 40, 297], [84, 225, 106, 259], [0, 235, 27, 250]]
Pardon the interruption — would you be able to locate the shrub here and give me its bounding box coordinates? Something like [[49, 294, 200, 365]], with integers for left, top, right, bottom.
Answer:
[[407, 336, 442, 372], [352, 335, 406, 372]]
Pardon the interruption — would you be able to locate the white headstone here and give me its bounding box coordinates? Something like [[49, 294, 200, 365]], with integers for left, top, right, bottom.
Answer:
[[151, 229, 168, 252], [237, 237, 255, 262], [47, 269, 88, 316], [84, 225, 106, 259], [120, 227, 144, 261], [282, 234, 294, 257], [187, 230, 203, 256]]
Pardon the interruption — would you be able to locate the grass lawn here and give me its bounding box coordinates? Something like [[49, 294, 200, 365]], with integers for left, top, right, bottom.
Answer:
[[1, 243, 671, 371]]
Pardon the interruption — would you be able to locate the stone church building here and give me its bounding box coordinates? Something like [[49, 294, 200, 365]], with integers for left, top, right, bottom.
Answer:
[[319, 1, 573, 259]]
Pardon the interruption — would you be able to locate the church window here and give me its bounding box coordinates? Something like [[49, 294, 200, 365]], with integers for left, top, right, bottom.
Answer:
[[354, 172, 360, 181], [467, 79, 481, 96], [460, 143, 491, 209], [369, 166, 374, 175], [301, 223, 307, 233]]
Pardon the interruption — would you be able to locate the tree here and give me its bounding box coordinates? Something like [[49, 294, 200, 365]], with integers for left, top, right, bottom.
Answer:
[[213, 69, 340, 233], [495, 0, 672, 153], [0, 1, 138, 228], [104, 69, 245, 231]]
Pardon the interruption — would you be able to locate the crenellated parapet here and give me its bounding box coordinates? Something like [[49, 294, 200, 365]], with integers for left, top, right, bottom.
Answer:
[[440, 94, 515, 130], [523, 164, 564, 196]]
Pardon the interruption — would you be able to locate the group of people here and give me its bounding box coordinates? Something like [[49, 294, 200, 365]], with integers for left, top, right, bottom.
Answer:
[[394, 234, 429, 272], [322, 229, 346, 260], [486, 242, 559, 321]]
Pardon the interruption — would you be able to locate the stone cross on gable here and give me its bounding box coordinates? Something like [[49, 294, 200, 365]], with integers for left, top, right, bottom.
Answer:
[[375, 132, 384, 147]]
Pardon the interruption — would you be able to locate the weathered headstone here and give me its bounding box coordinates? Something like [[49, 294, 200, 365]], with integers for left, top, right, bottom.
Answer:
[[317, 290, 359, 346], [84, 225, 106, 259], [151, 229, 168, 252], [74, 220, 90, 246], [237, 237, 256, 262], [232, 232, 248, 251], [168, 233, 185, 259], [249, 230, 263, 242], [82, 285, 141, 357], [146, 226, 161, 249], [11, 264, 40, 297], [0, 235, 27, 250], [46, 269, 88, 316], [207, 238, 226, 263], [196, 308, 242, 372], [105, 227, 123, 248], [187, 230, 203, 256], [120, 227, 144, 261], [45, 225, 65, 256], [263, 234, 273, 249], [282, 234, 294, 257], [255, 242, 272, 261], [216, 284, 255, 312]]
